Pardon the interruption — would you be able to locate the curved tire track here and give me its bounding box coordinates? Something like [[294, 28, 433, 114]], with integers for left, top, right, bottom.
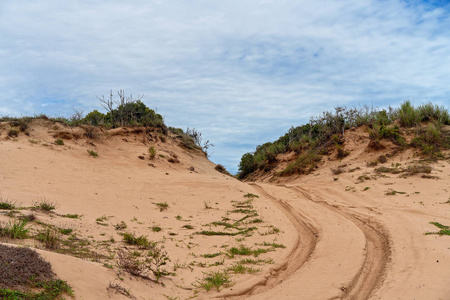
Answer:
[[290, 185, 391, 300], [219, 183, 318, 299]]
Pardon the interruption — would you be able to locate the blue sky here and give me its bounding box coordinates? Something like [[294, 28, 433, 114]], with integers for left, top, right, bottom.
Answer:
[[1, 0, 450, 173]]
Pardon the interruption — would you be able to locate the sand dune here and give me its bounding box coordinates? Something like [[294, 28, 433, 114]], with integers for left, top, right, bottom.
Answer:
[[1, 120, 449, 299]]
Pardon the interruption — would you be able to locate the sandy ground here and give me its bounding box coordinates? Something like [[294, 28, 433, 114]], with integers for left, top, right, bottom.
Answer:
[[0, 120, 449, 299]]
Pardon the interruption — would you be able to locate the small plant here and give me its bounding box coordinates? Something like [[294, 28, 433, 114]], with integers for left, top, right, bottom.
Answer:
[[227, 244, 271, 257], [107, 281, 134, 298], [153, 202, 169, 211], [425, 222, 450, 236], [0, 198, 16, 210], [123, 232, 155, 249], [215, 164, 232, 175], [7, 128, 19, 137], [36, 229, 60, 249], [33, 199, 57, 211], [243, 193, 259, 198], [151, 225, 162, 232], [96, 215, 109, 226], [238, 258, 274, 265], [19, 213, 37, 222], [194, 270, 233, 292], [182, 224, 194, 230], [201, 252, 222, 258], [227, 263, 260, 274], [149, 146, 156, 159], [59, 227, 73, 235], [0, 219, 31, 239], [168, 157, 180, 163], [114, 221, 128, 230], [87, 149, 98, 157], [116, 245, 171, 283], [61, 213, 80, 219], [55, 138, 64, 145], [385, 189, 406, 196]]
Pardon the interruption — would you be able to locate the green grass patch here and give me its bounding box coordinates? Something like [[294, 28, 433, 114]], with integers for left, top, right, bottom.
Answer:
[[122, 232, 155, 249], [197, 227, 256, 237], [201, 252, 222, 258], [425, 222, 450, 236], [153, 202, 169, 211], [60, 214, 81, 219], [238, 258, 274, 265], [385, 189, 407, 196], [152, 225, 162, 232], [227, 263, 260, 274], [33, 199, 57, 212], [226, 244, 273, 258], [0, 219, 31, 239], [87, 149, 98, 157], [194, 270, 233, 292], [244, 193, 259, 198]]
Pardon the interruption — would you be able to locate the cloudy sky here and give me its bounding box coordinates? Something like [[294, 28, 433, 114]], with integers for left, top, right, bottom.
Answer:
[[1, 0, 450, 173]]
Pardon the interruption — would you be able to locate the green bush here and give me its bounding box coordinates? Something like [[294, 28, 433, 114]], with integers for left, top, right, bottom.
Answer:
[[278, 150, 321, 176], [418, 103, 450, 124], [398, 100, 421, 127], [82, 110, 105, 126]]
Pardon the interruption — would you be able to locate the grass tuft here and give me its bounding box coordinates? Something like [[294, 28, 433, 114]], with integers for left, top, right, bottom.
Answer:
[[194, 270, 233, 292]]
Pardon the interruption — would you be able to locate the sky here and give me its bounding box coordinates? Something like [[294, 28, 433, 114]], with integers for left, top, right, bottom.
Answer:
[[1, 0, 450, 173]]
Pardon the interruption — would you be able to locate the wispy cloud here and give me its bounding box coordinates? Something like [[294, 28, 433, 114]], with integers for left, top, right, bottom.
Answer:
[[1, 0, 450, 172]]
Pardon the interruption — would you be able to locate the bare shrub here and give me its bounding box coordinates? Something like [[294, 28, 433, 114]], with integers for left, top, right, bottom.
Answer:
[[0, 244, 55, 288]]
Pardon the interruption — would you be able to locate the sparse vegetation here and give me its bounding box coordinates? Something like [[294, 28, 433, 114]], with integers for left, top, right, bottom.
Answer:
[[149, 146, 156, 159], [123, 232, 155, 249], [227, 263, 260, 274], [8, 128, 19, 137], [237, 101, 450, 179], [0, 198, 16, 210], [425, 222, 450, 236], [114, 221, 128, 230], [0, 219, 31, 239], [33, 199, 57, 211], [0, 244, 73, 299], [61, 213, 81, 219], [55, 138, 64, 145], [194, 270, 233, 292], [87, 149, 98, 157], [116, 244, 171, 283], [36, 229, 60, 249], [215, 164, 232, 176], [151, 225, 162, 232], [385, 189, 406, 196], [153, 202, 169, 211]]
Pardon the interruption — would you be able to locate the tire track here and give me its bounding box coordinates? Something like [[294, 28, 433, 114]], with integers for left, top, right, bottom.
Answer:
[[289, 185, 391, 300], [219, 183, 318, 299]]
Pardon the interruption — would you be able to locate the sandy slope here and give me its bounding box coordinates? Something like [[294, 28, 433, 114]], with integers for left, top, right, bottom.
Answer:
[[1, 120, 449, 299]]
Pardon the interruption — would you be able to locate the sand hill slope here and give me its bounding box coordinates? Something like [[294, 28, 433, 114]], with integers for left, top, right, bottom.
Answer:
[[1, 120, 449, 300]]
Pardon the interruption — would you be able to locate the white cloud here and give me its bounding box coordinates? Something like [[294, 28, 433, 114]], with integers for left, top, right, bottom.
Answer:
[[1, 0, 450, 173]]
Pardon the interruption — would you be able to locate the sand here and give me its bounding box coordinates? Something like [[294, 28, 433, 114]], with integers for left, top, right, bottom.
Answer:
[[0, 120, 449, 299]]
